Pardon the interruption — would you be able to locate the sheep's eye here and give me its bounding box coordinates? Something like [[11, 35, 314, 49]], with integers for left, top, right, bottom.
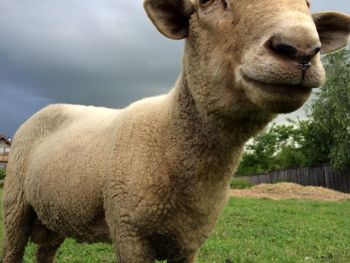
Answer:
[[199, 0, 227, 9], [222, 0, 228, 9], [200, 0, 213, 6]]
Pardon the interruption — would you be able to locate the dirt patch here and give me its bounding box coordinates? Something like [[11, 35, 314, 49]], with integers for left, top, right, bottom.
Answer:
[[230, 183, 350, 201]]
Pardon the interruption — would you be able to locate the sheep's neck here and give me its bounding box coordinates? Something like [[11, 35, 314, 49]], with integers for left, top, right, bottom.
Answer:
[[168, 72, 274, 183]]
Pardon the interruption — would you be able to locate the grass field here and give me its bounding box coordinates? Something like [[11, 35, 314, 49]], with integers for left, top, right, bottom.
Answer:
[[0, 189, 349, 263]]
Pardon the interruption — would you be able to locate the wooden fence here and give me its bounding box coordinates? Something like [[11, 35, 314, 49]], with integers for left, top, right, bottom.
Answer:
[[236, 165, 350, 193]]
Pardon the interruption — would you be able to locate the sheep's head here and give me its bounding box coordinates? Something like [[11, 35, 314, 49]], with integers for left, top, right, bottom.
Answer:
[[144, 0, 350, 116]]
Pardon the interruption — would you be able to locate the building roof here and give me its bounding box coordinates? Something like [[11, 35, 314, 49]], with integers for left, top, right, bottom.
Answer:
[[0, 135, 11, 146]]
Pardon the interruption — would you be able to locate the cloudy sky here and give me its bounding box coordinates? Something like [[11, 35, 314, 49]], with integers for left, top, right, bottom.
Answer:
[[1, 0, 349, 137]]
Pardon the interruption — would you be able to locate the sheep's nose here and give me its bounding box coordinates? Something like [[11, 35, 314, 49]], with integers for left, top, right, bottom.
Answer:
[[268, 35, 321, 70]]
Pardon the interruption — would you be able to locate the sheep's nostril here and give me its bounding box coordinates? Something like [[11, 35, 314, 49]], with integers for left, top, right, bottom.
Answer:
[[314, 46, 321, 55], [266, 34, 321, 63], [298, 46, 321, 70], [271, 43, 299, 59], [267, 34, 322, 70]]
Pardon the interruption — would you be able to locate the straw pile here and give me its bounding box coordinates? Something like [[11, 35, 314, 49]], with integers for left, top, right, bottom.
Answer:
[[230, 182, 350, 201]]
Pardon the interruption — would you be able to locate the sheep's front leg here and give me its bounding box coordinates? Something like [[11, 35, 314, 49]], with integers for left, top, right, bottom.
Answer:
[[105, 193, 155, 262], [168, 251, 198, 263], [114, 234, 155, 263]]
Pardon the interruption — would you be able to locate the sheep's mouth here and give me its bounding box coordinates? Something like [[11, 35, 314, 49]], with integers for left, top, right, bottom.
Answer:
[[242, 74, 312, 95]]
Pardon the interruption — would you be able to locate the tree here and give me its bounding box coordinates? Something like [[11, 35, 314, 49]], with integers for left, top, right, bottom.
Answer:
[[236, 124, 308, 175], [0, 168, 5, 180], [307, 47, 350, 169]]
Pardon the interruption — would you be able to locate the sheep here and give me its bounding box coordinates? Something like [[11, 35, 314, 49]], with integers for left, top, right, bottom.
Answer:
[[2, 0, 350, 262]]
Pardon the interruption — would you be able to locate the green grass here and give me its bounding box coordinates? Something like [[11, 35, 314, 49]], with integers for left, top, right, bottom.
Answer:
[[0, 189, 349, 262], [198, 199, 350, 263], [230, 178, 253, 189]]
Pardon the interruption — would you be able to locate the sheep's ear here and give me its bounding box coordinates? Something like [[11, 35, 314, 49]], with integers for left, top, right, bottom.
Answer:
[[313, 12, 350, 54], [144, 0, 194, 40]]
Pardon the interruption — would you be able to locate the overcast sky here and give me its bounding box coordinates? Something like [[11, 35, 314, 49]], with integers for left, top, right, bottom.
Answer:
[[1, 0, 349, 137]]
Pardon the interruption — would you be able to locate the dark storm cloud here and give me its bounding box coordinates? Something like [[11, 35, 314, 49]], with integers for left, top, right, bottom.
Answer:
[[0, 0, 349, 136], [0, 0, 183, 136], [0, 86, 51, 137]]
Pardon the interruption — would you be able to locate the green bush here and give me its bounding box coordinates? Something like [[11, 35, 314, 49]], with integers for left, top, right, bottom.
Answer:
[[230, 178, 253, 189], [0, 169, 6, 180]]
